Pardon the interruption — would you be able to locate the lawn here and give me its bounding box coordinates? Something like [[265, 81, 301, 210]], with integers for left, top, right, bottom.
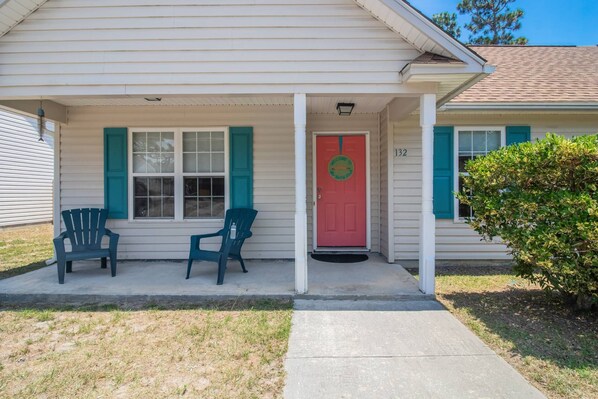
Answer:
[[0, 224, 293, 398], [0, 223, 54, 280], [410, 266, 598, 399]]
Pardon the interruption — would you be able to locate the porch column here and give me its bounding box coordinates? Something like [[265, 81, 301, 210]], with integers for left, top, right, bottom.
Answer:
[[419, 94, 436, 294], [294, 93, 308, 294]]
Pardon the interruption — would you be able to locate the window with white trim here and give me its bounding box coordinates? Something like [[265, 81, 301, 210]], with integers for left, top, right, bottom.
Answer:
[[129, 128, 228, 220], [455, 127, 505, 220]]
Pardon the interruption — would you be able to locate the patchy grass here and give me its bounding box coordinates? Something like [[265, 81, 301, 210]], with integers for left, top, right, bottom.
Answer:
[[409, 266, 598, 399], [0, 301, 292, 399], [0, 224, 53, 280]]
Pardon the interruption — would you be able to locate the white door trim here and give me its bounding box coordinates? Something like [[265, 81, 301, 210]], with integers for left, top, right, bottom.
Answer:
[[312, 131, 371, 251]]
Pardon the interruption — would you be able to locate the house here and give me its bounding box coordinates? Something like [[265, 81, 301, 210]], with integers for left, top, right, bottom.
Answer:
[[0, 107, 54, 227], [0, 1, 595, 294]]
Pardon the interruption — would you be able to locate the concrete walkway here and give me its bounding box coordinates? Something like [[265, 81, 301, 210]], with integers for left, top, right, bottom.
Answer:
[[284, 300, 545, 399]]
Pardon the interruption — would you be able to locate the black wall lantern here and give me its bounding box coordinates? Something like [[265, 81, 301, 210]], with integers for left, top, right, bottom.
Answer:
[[336, 102, 355, 116], [37, 101, 46, 142]]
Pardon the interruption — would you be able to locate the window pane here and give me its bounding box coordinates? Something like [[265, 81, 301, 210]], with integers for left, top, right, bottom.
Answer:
[[146, 153, 161, 173], [148, 197, 162, 218], [213, 197, 225, 218], [184, 178, 197, 196], [133, 154, 147, 173], [459, 131, 472, 151], [161, 153, 175, 173], [183, 132, 196, 152], [147, 132, 161, 152], [212, 131, 225, 151], [487, 131, 501, 151], [163, 178, 174, 197], [163, 197, 174, 218], [197, 154, 211, 172], [213, 178, 225, 196], [134, 198, 148, 218], [459, 202, 472, 219], [149, 178, 162, 196], [198, 178, 211, 196], [197, 132, 211, 151], [134, 177, 148, 196], [185, 198, 198, 218], [459, 155, 471, 173], [133, 132, 146, 152], [197, 199, 211, 217], [212, 153, 225, 172], [161, 132, 174, 152], [473, 131, 486, 152], [183, 153, 196, 173]]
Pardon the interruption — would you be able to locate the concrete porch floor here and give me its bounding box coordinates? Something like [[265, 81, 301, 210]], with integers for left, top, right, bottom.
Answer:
[[0, 254, 424, 305]]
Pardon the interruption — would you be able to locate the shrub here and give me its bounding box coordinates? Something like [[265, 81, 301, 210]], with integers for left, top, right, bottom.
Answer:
[[457, 133, 598, 309]]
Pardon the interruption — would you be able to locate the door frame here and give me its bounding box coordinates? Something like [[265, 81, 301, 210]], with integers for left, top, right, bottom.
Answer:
[[312, 131, 371, 251]]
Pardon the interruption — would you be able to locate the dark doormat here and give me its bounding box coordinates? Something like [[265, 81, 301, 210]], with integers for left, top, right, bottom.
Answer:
[[311, 253, 369, 263]]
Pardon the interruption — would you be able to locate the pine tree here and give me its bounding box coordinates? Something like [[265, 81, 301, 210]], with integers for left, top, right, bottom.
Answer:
[[457, 0, 527, 45], [432, 12, 462, 39]]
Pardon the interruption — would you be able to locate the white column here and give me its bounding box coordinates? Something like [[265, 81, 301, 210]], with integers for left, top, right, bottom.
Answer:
[[419, 94, 436, 294], [294, 93, 308, 294]]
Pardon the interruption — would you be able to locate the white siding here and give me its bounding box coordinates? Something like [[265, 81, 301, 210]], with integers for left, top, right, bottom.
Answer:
[[0, 0, 421, 97], [306, 113, 380, 253], [0, 108, 53, 227], [60, 105, 384, 260], [392, 112, 598, 260]]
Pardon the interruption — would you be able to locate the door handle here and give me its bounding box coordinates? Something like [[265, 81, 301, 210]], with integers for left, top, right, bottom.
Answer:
[[317, 187, 322, 200]]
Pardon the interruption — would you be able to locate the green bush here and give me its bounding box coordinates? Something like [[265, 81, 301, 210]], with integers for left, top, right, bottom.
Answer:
[[457, 134, 598, 309]]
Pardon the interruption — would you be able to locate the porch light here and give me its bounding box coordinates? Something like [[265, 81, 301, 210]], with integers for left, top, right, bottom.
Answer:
[[144, 97, 162, 102], [336, 103, 355, 116]]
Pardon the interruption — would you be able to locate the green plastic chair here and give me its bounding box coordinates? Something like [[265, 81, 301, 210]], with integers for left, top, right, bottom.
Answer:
[[186, 208, 258, 285], [53, 208, 119, 284]]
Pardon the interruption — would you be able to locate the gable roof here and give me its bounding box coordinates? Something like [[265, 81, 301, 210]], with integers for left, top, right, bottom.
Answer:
[[0, 0, 46, 37], [449, 46, 598, 108]]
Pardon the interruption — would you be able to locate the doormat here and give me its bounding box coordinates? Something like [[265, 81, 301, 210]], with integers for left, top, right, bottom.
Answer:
[[311, 254, 369, 263]]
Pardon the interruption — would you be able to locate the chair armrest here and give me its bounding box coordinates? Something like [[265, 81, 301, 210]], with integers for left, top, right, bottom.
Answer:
[[105, 229, 120, 251], [53, 232, 69, 259], [190, 231, 224, 251]]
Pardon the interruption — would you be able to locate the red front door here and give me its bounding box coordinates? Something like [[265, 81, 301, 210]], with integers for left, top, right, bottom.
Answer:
[[316, 135, 367, 247]]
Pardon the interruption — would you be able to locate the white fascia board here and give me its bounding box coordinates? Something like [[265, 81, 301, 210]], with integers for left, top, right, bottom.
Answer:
[[442, 102, 598, 111], [400, 63, 494, 82], [355, 0, 487, 69]]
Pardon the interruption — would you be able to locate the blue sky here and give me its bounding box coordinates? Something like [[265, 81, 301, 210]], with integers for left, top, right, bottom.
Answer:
[[408, 0, 598, 45]]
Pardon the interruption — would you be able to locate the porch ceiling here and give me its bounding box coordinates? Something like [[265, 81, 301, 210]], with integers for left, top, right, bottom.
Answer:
[[45, 95, 396, 114]]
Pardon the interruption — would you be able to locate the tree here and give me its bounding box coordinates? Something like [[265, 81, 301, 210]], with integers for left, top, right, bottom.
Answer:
[[457, 0, 528, 45], [432, 12, 461, 39], [457, 134, 598, 309]]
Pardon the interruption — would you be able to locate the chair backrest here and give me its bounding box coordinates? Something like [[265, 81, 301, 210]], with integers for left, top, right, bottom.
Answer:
[[219, 208, 258, 255], [62, 208, 108, 252]]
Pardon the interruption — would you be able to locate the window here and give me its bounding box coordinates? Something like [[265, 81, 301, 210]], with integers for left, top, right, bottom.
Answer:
[[455, 127, 505, 220], [129, 128, 228, 220]]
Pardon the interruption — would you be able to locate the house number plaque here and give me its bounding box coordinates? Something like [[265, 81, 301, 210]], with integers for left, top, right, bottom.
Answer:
[[394, 148, 408, 157]]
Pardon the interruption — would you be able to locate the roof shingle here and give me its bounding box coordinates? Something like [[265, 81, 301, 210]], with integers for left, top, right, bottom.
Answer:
[[452, 46, 598, 104]]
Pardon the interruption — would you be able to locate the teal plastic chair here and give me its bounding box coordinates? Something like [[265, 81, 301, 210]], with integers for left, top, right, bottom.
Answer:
[[53, 208, 119, 284], [186, 208, 258, 285]]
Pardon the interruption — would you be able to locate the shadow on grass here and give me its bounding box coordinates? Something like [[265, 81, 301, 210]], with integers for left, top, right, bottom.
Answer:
[[0, 298, 294, 313], [441, 288, 598, 371], [0, 261, 50, 281], [406, 265, 515, 277]]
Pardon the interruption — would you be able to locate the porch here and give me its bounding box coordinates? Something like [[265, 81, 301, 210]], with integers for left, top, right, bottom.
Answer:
[[0, 255, 424, 304]]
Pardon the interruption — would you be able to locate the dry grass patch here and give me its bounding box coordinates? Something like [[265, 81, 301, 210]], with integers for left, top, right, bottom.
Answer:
[[0, 223, 53, 279], [409, 266, 598, 399], [0, 301, 292, 399]]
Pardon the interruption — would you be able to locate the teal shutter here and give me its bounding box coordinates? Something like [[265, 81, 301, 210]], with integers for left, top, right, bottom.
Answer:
[[229, 127, 254, 208], [104, 128, 128, 219], [433, 126, 454, 219], [506, 126, 531, 145]]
